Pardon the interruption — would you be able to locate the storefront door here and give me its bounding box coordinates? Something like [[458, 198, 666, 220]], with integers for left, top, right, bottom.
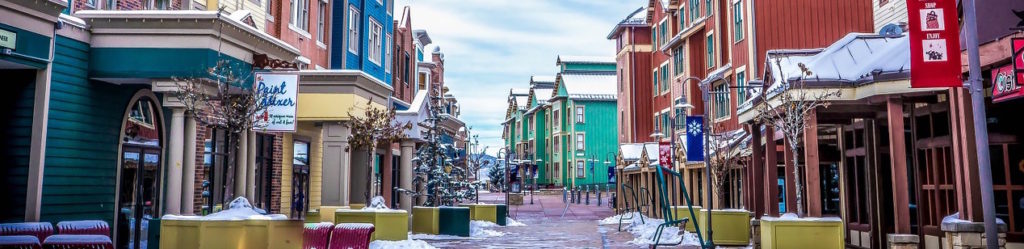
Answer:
[[115, 97, 163, 249]]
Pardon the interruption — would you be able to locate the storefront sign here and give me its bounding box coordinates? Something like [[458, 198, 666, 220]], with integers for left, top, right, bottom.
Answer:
[[0, 28, 16, 50], [992, 65, 1023, 103], [1013, 38, 1024, 85], [685, 116, 704, 162], [659, 141, 672, 167], [908, 0, 963, 88], [255, 73, 298, 132]]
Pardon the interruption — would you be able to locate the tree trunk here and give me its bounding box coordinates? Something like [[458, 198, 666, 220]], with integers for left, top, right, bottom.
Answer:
[[791, 143, 805, 216], [224, 131, 237, 205], [366, 141, 375, 204]]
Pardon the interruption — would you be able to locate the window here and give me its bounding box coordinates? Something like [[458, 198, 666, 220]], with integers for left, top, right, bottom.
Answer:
[[653, 116, 660, 136], [292, 139, 311, 219], [368, 18, 382, 65], [713, 83, 730, 119], [290, 0, 309, 31], [706, 0, 712, 15], [619, 69, 624, 92], [553, 108, 561, 132], [653, 69, 660, 94], [674, 98, 685, 128], [659, 21, 667, 45], [690, 0, 701, 22], [385, 34, 392, 73], [202, 128, 232, 215], [662, 113, 670, 137], [652, 24, 658, 48], [679, 6, 686, 28], [661, 65, 669, 93], [576, 160, 585, 178], [673, 47, 685, 75], [576, 133, 585, 151], [348, 6, 360, 54], [733, 1, 744, 42], [317, 1, 326, 42], [253, 134, 275, 211], [575, 106, 585, 123], [707, 34, 715, 67], [737, 72, 747, 103]]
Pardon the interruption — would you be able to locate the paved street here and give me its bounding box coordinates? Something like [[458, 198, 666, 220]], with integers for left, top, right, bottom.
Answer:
[[418, 192, 700, 249]]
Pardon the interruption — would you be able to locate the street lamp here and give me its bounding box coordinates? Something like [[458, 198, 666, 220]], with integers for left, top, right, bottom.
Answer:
[[532, 158, 542, 205], [495, 147, 512, 215]]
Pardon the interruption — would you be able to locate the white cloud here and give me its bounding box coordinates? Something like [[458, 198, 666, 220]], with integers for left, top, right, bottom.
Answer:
[[397, 0, 641, 149]]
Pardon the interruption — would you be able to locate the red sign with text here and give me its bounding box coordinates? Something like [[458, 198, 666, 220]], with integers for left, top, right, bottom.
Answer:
[[908, 0, 963, 88], [658, 142, 672, 167], [992, 65, 1022, 103], [1013, 38, 1024, 85]]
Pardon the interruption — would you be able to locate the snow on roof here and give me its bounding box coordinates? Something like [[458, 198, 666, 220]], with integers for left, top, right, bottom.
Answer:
[[619, 143, 659, 163], [533, 88, 555, 104], [607, 7, 647, 38], [514, 95, 530, 109], [763, 33, 910, 96], [510, 88, 530, 96], [561, 72, 617, 100], [557, 55, 616, 65], [531, 75, 556, 83]]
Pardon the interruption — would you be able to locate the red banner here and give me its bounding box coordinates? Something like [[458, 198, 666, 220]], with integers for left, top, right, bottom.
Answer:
[[908, 0, 963, 88], [993, 65, 1023, 103], [1013, 38, 1024, 85], [658, 142, 672, 167]]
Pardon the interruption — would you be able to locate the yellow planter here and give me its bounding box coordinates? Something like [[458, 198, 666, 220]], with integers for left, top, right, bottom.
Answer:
[[335, 209, 409, 241], [669, 206, 702, 232], [305, 211, 320, 223], [160, 219, 303, 249], [696, 209, 751, 246], [350, 203, 366, 210], [459, 204, 498, 223], [313, 206, 349, 223], [412, 207, 440, 234], [760, 216, 844, 249]]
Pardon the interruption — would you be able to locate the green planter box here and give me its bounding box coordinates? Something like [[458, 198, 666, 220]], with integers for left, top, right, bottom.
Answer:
[[760, 215, 844, 249], [438, 207, 470, 237], [496, 205, 507, 226], [670, 206, 702, 232], [335, 209, 409, 241], [696, 209, 751, 246]]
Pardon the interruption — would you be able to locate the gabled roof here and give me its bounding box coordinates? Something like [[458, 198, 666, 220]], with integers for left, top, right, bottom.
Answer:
[[554, 72, 617, 101], [762, 33, 910, 97], [413, 29, 432, 46], [556, 55, 616, 65], [607, 7, 647, 39]]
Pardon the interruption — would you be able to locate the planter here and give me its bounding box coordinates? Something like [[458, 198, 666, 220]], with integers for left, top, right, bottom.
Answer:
[[669, 206, 702, 232], [350, 203, 366, 210], [411, 207, 439, 235], [335, 209, 409, 241], [696, 209, 751, 246], [159, 219, 303, 249], [760, 215, 844, 249], [311, 206, 349, 223], [459, 204, 497, 224], [438, 207, 470, 237], [496, 205, 507, 226]]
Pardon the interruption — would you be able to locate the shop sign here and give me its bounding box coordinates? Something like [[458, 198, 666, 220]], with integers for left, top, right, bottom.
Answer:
[[1013, 38, 1024, 85], [0, 28, 15, 50], [908, 0, 963, 88], [255, 73, 298, 132], [993, 65, 1023, 103], [659, 141, 672, 167]]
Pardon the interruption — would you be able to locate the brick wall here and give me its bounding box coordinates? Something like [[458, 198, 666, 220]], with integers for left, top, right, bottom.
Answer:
[[270, 133, 283, 214]]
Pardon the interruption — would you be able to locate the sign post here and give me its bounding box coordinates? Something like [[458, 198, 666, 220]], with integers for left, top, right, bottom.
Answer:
[[907, 0, 962, 88]]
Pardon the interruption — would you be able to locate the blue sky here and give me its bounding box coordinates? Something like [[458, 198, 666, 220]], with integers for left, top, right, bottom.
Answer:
[[396, 0, 640, 155]]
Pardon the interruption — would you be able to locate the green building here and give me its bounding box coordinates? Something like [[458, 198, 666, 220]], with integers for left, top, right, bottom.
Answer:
[[547, 56, 618, 188], [523, 76, 555, 186]]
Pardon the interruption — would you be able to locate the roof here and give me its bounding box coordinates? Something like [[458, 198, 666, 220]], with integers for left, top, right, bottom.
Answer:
[[531, 75, 556, 84], [557, 55, 616, 65], [606, 7, 647, 39], [532, 88, 555, 104], [762, 33, 910, 98], [620, 143, 659, 162], [413, 29, 432, 46], [559, 72, 617, 100]]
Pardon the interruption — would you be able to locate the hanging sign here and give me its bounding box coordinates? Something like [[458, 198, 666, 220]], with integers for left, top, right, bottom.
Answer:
[[1013, 38, 1024, 85], [255, 73, 298, 132], [658, 141, 672, 167], [685, 116, 705, 162], [0, 28, 16, 50], [908, 0, 963, 88], [992, 65, 1023, 103]]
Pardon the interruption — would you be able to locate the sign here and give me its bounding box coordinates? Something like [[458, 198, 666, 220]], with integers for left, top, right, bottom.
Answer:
[[0, 28, 15, 50], [992, 65, 1023, 103], [658, 142, 672, 167], [608, 166, 616, 183], [1014, 38, 1024, 85], [908, 0, 963, 88], [685, 116, 705, 162], [255, 73, 298, 132]]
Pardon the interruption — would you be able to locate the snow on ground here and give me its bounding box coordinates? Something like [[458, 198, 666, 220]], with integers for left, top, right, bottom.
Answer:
[[598, 212, 648, 225], [600, 212, 700, 246], [412, 220, 506, 240], [163, 197, 287, 220], [505, 218, 526, 227], [369, 239, 436, 249]]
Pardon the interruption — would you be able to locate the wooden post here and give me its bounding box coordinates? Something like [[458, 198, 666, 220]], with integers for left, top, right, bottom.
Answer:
[[750, 124, 765, 216], [948, 88, 984, 221], [804, 110, 822, 217], [887, 98, 912, 233], [764, 125, 779, 216]]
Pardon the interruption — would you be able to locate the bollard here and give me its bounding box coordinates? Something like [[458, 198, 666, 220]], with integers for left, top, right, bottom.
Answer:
[[598, 190, 602, 206], [586, 189, 590, 205], [562, 187, 568, 203]]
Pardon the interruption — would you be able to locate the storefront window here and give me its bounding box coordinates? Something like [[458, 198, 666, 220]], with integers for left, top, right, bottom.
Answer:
[[292, 140, 311, 218], [253, 134, 275, 211], [202, 128, 231, 215]]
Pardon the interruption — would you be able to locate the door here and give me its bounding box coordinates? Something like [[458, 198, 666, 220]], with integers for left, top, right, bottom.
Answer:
[[116, 147, 161, 249]]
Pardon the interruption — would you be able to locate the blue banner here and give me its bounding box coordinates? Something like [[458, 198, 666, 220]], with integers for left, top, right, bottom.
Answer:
[[685, 115, 705, 162]]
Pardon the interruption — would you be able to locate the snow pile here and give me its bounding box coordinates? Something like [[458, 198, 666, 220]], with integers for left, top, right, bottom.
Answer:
[[761, 213, 842, 222], [605, 213, 699, 247], [368, 239, 436, 249], [505, 218, 526, 227], [941, 212, 1006, 225], [598, 212, 649, 226], [163, 197, 287, 220], [469, 220, 504, 237], [368, 196, 388, 209]]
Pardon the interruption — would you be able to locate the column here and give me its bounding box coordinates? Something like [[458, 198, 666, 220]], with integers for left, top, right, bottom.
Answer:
[[322, 122, 352, 206], [764, 125, 779, 216], [25, 63, 52, 221], [948, 88, 983, 221], [182, 115, 197, 214], [887, 98, 912, 233], [234, 130, 248, 200], [165, 108, 185, 215], [804, 110, 821, 217], [381, 146, 393, 206], [400, 140, 414, 212], [247, 130, 257, 200], [749, 123, 765, 216]]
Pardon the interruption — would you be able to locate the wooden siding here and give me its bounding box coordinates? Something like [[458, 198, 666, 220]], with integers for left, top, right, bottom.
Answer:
[[753, 0, 874, 72], [872, 0, 908, 32], [41, 36, 147, 224], [0, 70, 37, 222]]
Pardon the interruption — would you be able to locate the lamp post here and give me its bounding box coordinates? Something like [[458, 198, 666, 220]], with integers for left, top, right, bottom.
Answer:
[[533, 158, 542, 205], [496, 147, 511, 213]]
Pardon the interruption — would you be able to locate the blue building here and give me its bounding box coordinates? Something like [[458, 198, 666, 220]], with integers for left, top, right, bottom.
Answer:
[[330, 0, 394, 84]]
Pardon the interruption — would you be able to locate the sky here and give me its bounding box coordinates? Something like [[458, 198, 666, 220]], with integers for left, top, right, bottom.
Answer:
[[396, 0, 640, 155]]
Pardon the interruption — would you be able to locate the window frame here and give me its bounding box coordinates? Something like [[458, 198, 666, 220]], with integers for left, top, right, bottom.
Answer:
[[706, 33, 715, 68], [736, 71, 747, 103], [316, 1, 326, 43], [385, 33, 392, 73], [368, 18, 382, 65], [575, 132, 585, 152], [713, 82, 731, 120], [576, 160, 585, 178], [348, 6, 360, 54], [733, 0, 744, 43], [575, 106, 585, 124]]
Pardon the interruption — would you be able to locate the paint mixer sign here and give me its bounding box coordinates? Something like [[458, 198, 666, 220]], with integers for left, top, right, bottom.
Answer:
[[255, 73, 298, 132]]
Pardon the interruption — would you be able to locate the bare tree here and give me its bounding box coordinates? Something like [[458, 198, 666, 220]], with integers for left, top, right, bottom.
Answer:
[[708, 130, 743, 209], [348, 99, 413, 204], [173, 60, 271, 203], [754, 61, 840, 216]]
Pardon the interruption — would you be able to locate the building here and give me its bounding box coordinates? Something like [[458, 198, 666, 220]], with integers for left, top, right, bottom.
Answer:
[[608, 7, 654, 145], [525, 76, 556, 186], [548, 56, 619, 188]]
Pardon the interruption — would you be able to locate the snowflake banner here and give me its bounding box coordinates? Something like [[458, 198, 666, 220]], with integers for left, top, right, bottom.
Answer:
[[685, 116, 704, 162]]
